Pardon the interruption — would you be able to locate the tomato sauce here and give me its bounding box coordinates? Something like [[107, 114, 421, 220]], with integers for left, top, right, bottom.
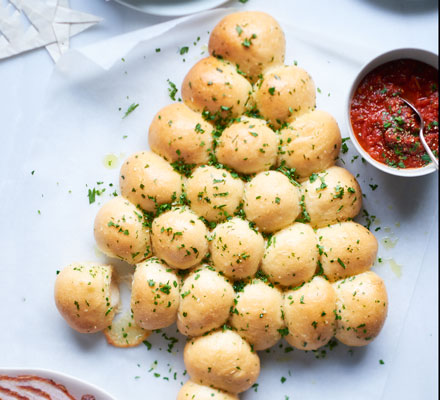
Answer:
[[350, 59, 438, 169]]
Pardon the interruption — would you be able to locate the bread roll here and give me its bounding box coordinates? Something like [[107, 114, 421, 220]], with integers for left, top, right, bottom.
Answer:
[[184, 329, 260, 393], [216, 116, 278, 174], [177, 266, 235, 337], [210, 217, 264, 280], [148, 103, 213, 166], [54, 263, 119, 333], [279, 110, 341, 179], [208, 11, 285, 82], [178, 381, 239, 400], [261, 223, 318, 287], [243, 171, 300, 233], [255, 65, 316, 128], [119, 151, 182, 212], [284, 276, 336, 350], [185, 165, 244, 222], [229, 280, 284, 350], [301, 166, 362, 228], [131, 258, 180, 330], [317, 221, 378, 281], [151, 207, 208, 269], [182, 56, 252, 119], [333, 271, 388, 346], [94, 197, 151, 264]]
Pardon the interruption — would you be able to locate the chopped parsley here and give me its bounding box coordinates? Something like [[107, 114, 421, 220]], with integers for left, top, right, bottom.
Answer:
[[278, 327, 289, 337], [309, 173, 318, 183], [167, 79, 178, 101], [274, 160, 300, 186], [242, 34, 257, 48], [333, 185, 344, 199], [421, 153, 432, 164], [87, 187, 106, 204], [123, 103, 139, 119], [194, 123, 205, 133], [341, 137, 350, 154], [296, 194, 311, 223], [143, 340, 152, 350], [170, 159, 196, 177]]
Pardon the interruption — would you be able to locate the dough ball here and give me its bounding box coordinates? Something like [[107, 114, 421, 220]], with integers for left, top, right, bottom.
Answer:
[[216, 116, 278, 174], [182, 56, 253, 119], [302, 166, 362, 228], [243, 171, 300, 233], [184, 329, 260, 394], [210, 217, 264, 280], [279, 110, 341, 179], [148, 103, 213, 166], [186, 165, 244, 222], [177, 266, 235, 337], [317, 221, 378, 282], [54, 263, 119, 334], [120, 151, 182, 212], [178, 381, 238, 400], [151, 207, 208, 269], [284, 276, 336, 350], [94, 197, 152, 264], [229, 280, 284, 350], [208, 11, 285, 82], [131, 257, 180, 330], [333, 271, 388, 346], [255, 65, 316, 128], [261, 223, 318, 287]]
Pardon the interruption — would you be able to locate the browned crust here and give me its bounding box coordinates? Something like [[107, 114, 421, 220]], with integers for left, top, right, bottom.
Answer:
[[0, 375, 75, 400], [0, 385, 29, 400], [20, 385, 51, 399]]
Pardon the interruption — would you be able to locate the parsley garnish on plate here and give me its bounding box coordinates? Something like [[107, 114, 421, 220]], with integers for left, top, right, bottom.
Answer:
[[88, 188, 97, 204], [123, 103, 139, 119], [167, 79, 178, 101]]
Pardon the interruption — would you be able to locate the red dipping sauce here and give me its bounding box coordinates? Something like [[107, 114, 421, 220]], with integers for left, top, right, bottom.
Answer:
[[350, 59, 438, 169]]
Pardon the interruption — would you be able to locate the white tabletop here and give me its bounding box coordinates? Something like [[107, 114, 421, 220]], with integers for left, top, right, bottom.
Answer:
[[1, 0, 438, 399]]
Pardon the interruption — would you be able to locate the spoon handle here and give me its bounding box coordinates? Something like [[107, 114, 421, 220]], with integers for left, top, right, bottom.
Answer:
[[401, 97, 439, 170]]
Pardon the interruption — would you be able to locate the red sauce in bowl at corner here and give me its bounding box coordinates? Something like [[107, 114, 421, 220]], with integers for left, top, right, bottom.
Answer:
[[350, 59, 438, 169]]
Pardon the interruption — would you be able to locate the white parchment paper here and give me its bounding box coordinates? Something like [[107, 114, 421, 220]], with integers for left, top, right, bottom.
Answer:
[[1, 2, 438, 400]]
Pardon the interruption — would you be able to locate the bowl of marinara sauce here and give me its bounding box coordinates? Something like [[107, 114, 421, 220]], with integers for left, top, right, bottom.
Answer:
[[347, 48, 438, 177]]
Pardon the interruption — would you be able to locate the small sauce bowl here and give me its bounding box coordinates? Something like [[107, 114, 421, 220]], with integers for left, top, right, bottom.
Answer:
[[346, 48, 438, 177]]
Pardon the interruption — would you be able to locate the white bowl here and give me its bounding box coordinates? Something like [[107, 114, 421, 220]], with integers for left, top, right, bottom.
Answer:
[[346, 48, 438, 177], [113, 0, 229, 16]]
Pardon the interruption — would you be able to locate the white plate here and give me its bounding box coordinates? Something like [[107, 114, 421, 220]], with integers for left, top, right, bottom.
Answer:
[[113, 0, 230, 16], [0, 368, 117, 400]]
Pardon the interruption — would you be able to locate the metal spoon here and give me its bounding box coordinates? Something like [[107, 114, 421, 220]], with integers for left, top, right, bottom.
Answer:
[[400, 97, 439, 170]]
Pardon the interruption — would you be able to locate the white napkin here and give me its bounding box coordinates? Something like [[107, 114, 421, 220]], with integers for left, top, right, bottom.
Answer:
[[0, 0, 101, 62]]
